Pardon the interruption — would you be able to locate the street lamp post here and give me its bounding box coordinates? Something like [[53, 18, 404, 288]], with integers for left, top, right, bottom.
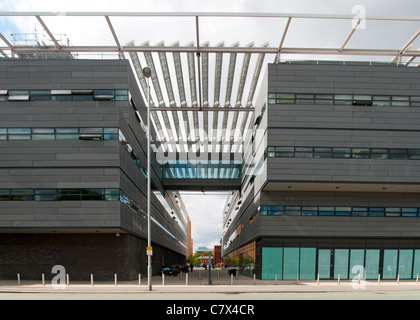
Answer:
[[143, 67, 152, 291]]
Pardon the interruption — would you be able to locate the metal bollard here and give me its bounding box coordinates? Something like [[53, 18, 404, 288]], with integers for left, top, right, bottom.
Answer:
[[42, 273, 45, 286], [253, 274, 256, 285], [66, 274, 69, 286], [417, 274, 419, 285], [337, 274, 340, 285], [186, 273, 188, 286], [397, 274, 400, 284], [378, 274, 381, 285], [317, 273, 320, 285], [114, 274, 117, 286], [296, 273, 299, 285], [139, 274, 141, 286], [17, 273, 20, 286], [162, 273, 165, 286], [231, 273, 233, 285], [91, 274, 94, 286], [275, 274, 278, 285]]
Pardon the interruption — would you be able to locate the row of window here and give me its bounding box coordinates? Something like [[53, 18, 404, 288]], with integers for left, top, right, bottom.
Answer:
[[267, 146, 420, 160], [162, 163, 242, 179], [0, 89, 129, 101], [262, 247, 420, 280], [0, 127, 119, 141], [260, 205, 420, 217], [0, 188, 120, 201], [268, 93, 419, 107]]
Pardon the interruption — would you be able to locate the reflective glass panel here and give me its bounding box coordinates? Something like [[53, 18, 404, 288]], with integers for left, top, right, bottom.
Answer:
[[334, 249, 349, 279], [383, 249, 398, 279]]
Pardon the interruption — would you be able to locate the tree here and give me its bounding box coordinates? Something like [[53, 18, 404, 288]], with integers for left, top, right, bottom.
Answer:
[[187, 253, 200, 265]]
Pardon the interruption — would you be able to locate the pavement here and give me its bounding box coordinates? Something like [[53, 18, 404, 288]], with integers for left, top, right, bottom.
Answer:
[[1, 268, 420, 294]]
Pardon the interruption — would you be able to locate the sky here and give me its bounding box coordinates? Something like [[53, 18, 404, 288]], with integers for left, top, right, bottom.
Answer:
[[1, 0, 420, 252]]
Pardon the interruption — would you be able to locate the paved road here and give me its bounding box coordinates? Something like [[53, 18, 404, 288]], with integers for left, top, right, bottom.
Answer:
[[1, 290, 420, 300]]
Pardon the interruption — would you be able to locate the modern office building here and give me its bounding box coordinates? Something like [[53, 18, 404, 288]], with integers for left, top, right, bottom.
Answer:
[[0, 59, 191, 281], [2, 12, 420, 283], [222, 61, 420, 281]]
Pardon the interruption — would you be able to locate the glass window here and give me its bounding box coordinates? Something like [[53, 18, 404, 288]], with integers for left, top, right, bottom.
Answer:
[[34, 189, 58, 201], [302, 206, 318, 216], [402, 208, 418, 217], [8, 128, 31, 134], [283, 247, 300, 280], [318, 249, 331, 279], [8, 135, 30, 140], [56, 128, 78, 133], [8, 90, 29, 96], [334, 249, 349, 280], [349, 249, 365, 280], [299, 248, 316, 280], [81, 188, 105, 200], [318, 207, 334, 216], [335, 207, 351, 216], [11, 189, 34, 201], [52, 95, 72, 101], [58, 189, 81, 201], [105, 189, 120, 200], [285, 207, 301, 216], [398, 249, 413, 279], [354, 95, 372, 101], [80, 128, 103, 134], [352, 207, 367, 216], [368, 207, 385, 217], [333, 148, 351, 158], [275, 147, 294, 152], [295, 152, 313, 158], [352, 148, 370, 159], [334, 95, 353, 100], [383, 249, 398, 279], [365, 249, 380, 279], [32, 128, 54, 134], [385, 208, 401, 217], [0, 189, 10, 201], [56, 134, 79, 140], [276, 93, 295, 99], [413, 250, 420, 278], [32, 134, 55, 140], [261, 247, 283, 280], [392, 101, 409, 106]]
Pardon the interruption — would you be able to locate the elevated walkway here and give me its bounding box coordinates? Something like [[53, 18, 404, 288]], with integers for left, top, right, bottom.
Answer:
[[161, 160, 242, 190]]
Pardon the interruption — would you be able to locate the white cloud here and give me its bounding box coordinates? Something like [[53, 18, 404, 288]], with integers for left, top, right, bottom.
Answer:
[[180, 192, 227, 251]]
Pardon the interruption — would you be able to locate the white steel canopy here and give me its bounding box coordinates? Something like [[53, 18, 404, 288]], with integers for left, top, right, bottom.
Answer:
[[1, 11, 420, 152]]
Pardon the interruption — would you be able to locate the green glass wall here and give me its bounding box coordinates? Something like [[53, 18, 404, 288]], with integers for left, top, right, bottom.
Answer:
[[283, 248, 300, 280], [383, 250, 398, 279], [261, 247, 420, 280], [299, 248, 316, 280], [334, 249, 349, 279], [398, 250, 413, 279], [349, 249, 365, 279], [261, 247, 282, 280], [365, 249, 380, 279], [317, 249, 331, 279]]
